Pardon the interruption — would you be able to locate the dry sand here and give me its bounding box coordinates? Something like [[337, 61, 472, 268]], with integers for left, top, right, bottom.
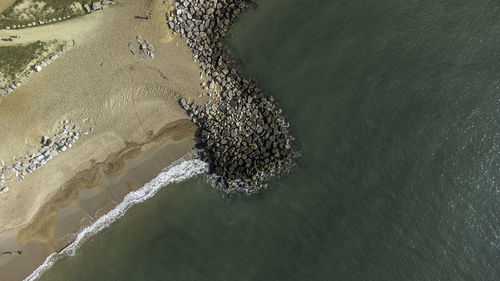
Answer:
[[0, 0, 15, 13], [0, 0, 204, 231], [0, 0, 207, 279]]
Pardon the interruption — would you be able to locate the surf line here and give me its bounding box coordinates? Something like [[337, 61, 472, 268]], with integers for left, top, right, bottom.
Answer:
[[24, 159, 209, 281]]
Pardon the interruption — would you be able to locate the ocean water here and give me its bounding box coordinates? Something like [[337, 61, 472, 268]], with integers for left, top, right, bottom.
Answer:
[[37, 0, 500, 280]]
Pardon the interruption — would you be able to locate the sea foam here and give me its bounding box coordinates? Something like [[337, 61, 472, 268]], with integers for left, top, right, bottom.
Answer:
[[24, 159, 208, 281]]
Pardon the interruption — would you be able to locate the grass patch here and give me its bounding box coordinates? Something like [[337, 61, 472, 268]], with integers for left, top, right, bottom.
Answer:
[[0, 40, 48, 81], [0, 0, 89, 28]]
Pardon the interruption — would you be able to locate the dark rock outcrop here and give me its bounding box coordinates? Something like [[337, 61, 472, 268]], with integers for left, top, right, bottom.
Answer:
[[170, 0, 297, 195]]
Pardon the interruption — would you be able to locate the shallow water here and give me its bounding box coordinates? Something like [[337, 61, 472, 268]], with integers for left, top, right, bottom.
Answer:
[[38, 0, 499, 280]]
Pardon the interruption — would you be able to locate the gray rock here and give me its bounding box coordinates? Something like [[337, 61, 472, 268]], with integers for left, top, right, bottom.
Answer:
[[170, 0, 296, 194], [92, 2, 102, 10]]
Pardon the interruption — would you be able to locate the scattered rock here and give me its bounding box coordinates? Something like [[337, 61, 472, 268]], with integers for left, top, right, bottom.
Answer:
[[0, 121, 93, 184], [131, 36, 155, 59]]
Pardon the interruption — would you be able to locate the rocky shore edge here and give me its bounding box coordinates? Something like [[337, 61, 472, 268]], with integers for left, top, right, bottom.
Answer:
[[168, 0, 297, 195]]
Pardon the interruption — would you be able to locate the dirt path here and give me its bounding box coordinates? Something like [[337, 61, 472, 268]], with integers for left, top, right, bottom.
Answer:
[[0, 9, 102, 46], [0, 0, 15, 14], [0, 0, 205, 229]]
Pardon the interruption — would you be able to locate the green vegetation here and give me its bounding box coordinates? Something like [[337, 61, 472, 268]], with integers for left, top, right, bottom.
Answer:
[[0, 40, 47, 81], [0, 0, 88, 28]]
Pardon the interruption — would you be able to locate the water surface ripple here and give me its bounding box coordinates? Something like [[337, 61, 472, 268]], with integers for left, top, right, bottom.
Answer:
[[40, 0, 499, 280]]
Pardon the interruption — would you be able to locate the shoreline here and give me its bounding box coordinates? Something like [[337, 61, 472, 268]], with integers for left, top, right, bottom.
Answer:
[[0, 0, 209, 280], [0, 119, 199, 281], [0, 0, 297, 279], [0, 0, 205, 233], [25, 158, 208, 281]]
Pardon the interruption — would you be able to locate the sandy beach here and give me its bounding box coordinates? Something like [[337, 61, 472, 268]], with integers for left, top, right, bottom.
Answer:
[[0, 0, 205, 280], [0, 120, 198, 281], [0, 0, 15, 14]]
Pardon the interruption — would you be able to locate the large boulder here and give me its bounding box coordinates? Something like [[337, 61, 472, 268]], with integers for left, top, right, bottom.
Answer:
[[92, 2, 102, 10], [83, 4, 91, 12]]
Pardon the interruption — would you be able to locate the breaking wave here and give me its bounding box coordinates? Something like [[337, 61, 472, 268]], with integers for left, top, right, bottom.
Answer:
[[24, 159, 209, 281]]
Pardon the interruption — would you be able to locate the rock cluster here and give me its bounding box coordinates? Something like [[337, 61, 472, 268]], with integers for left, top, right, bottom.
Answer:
[[3, 0, 113, 30], [169, 0, 297, 194], [0, 120, 95, 193], [129, 36, 155, 59], [5, 16, 71, 30], [85, 0, 112, 13]]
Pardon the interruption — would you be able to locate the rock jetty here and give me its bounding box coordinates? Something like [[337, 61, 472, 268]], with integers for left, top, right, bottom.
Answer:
[[169, 0, 297, 194]]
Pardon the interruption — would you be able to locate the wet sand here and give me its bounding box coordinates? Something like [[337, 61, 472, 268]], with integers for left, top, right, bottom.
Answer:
[[0, 119, 198, 281]]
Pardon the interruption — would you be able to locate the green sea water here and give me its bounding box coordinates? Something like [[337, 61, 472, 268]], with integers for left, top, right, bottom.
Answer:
[[39, 0, 500, 280]]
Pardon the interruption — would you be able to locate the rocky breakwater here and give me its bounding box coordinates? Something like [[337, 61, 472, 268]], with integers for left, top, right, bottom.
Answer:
[[169, 0, 297, 194]]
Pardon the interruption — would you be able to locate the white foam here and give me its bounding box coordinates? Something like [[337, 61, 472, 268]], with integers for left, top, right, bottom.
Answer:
[[24, 159, 208, 281]]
